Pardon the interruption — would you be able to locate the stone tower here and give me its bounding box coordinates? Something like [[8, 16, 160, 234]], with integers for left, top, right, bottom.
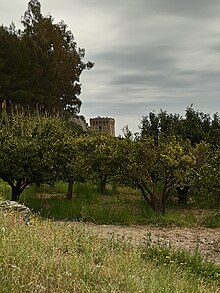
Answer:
[[90, 117, 115, 136]]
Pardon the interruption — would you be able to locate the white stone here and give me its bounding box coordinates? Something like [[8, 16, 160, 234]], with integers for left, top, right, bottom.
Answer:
[[0, 200, 30, 224]]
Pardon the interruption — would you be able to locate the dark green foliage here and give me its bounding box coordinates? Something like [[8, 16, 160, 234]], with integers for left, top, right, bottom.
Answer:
[[0, 104, 79, 200], [192, 147, 220, 209], [141, 106, 220, 147], [0, 0, 93, 114], [0, 25, 29, 104], [202, 212, 220, 228], [118, 137, 196, 213]]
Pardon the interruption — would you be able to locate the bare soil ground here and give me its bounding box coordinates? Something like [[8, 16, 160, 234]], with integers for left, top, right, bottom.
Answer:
[[70, 222, 220, 265]]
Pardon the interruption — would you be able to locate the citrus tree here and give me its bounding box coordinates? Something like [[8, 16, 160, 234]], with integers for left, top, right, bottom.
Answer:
[[119, 137, 196, 213], [58, 134, 91, 200], [192, 146, 220, 209], [0, 105, 72, 201], [81, 132, 123, 194]]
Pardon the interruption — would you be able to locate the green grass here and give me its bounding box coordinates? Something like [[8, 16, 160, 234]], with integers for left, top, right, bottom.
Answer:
[[141, 235, 220, 281], [0, 212, 219, 293], [0, 179, 11, 200], [0, 179, 219, 227], [202, 212, 220, 228]]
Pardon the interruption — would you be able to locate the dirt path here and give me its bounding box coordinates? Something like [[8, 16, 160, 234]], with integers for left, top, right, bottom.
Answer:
[[74, 222, 220, 265]]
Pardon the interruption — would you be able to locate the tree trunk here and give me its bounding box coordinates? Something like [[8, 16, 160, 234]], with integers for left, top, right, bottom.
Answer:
[[151, 196, 166, 214], [112, 180, 117, 193], [100, 175, 107, 195], [138, 183, 166, 214], [176, 186, 190, 205], [11, 186, 24, 201], [66, 179, 74, 200]]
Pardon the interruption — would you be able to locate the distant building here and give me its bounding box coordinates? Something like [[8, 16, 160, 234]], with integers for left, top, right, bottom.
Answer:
[[90, 117, 115, 136]]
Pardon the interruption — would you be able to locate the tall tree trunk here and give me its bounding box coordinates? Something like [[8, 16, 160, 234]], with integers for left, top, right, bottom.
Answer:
[[67, 179, 74, 200], [176, 186, 190, 205]]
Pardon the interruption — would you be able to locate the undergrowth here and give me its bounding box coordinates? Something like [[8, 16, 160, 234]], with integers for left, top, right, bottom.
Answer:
[[0, 180, 219, 227]]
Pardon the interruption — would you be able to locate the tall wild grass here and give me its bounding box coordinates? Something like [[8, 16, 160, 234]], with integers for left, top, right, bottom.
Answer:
[[0, 213, 219, 293]]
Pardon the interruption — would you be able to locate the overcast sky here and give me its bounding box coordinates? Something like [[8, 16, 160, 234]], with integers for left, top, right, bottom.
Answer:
[[1, 0, 220, 135]]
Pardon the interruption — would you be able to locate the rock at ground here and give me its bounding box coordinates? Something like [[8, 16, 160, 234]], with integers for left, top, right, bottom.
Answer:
[[0, 200, 30, 224]]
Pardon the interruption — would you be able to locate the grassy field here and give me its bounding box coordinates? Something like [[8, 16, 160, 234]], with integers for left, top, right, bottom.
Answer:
[[0, 212, 219, 293], [0, 180, 219, 227], [0, 180, 220, 292]]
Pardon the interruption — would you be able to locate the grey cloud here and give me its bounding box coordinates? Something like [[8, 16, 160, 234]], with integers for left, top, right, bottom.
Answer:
[[148, 0, 220, 18], [71, 0, 220, 19], [95, 47, 176, 71]]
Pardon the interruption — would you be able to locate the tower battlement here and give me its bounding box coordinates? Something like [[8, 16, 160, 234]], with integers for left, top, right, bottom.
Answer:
[[90, 117, 115, 136]]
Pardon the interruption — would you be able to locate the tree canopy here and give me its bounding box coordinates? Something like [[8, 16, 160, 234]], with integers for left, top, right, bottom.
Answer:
[[0, 0, 93, 114], [140, 106, 220, 147], [0, 103, 82, 201], [118, 137, 198, 213]]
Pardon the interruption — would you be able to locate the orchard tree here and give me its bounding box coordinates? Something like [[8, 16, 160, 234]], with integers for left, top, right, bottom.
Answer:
[[60, 132, 123, 197], [140, 106, 220, 204], [192, 146, 220, 209], [0, 105, 73, 201], [84, 132, 123, 194], [119, 137, 196, 213], [59, 135, 91, 200]]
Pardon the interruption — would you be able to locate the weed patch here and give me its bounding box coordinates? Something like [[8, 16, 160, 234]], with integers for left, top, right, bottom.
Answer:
[[141, 235, 220, 282]]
